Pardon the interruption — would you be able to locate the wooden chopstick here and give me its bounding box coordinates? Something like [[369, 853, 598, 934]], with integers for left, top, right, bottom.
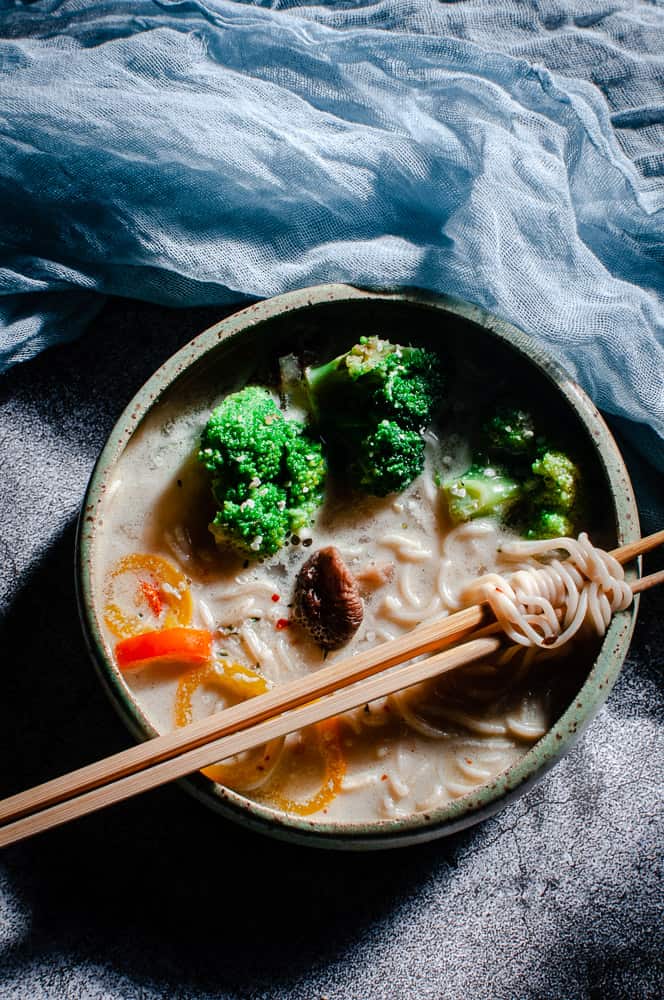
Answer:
[[0, 635, 502, 848], [609, 528, 664, 564], [0, 603, 490, 829], [0, 529, 660, 848], [631, 568, 664, 594]]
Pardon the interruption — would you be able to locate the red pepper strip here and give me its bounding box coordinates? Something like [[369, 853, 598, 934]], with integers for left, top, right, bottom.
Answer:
[[138, 579, 163, 617], [116, 627, 213, 672]]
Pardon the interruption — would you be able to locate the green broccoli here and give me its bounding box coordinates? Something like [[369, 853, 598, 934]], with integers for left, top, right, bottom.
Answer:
[[209, 483, 290, 557], [483, 406, 537, 458], [199, 386, 289, 486], [529, 450, 580, 512], [523, 449, 582, 539], [199, 387, 326, 558], [525, 509, 575, 541], [306, 335, 444, 431], [349, 420, 425, 497], [442, 404, 584, 538], [303, 336, 443, 496], [441, 464, 522, 523], [283, 431, 327, 531]]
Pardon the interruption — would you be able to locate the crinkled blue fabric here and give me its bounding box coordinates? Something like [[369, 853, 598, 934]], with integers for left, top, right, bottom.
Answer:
[[1, 0, 663, 466]]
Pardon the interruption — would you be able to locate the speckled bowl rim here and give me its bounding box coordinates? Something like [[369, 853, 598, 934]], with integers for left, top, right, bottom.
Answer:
[[76, 283, 640, 850]]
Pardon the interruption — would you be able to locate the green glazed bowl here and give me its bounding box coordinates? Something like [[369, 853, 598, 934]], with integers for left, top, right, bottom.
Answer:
[[76, 284, 640, 850]]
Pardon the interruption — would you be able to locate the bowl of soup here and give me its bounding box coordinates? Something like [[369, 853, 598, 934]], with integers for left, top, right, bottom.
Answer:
[[77, 284, 640, 849]]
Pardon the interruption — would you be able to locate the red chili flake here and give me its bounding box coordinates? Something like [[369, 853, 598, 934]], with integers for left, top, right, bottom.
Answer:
[[137, 579, 163, 617], [275, 618, 290, 630], [381, 774, 388, 781], [271, 593, 280, 602]]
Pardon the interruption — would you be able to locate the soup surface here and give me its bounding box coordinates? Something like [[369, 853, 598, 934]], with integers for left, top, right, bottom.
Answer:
[[94, 343, 582, 825]]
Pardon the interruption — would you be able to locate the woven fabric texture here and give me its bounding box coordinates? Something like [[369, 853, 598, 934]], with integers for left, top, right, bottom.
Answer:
[[0, 0, 662, 464]]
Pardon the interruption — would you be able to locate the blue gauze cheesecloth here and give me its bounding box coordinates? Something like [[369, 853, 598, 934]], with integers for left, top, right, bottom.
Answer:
[[0, 0, 663, 469]]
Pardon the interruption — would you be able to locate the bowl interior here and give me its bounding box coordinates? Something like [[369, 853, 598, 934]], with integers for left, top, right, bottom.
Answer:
[[78, 285, 639, 849]]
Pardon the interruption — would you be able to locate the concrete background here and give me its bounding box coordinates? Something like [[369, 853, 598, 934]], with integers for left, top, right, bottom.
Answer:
[[0, 299, 662, 999]]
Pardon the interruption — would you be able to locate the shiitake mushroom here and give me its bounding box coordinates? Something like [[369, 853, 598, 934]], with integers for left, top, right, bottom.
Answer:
[[292, 546, 363, 650]]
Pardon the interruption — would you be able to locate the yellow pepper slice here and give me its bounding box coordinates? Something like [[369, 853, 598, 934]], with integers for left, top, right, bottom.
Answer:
[[259, 718, 346, 817], [104, 553, 193, 639], [174, 659, 346, 813], [175, 660, 282, 792]]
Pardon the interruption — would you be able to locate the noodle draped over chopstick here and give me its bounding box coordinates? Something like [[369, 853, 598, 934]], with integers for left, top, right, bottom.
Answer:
[[461, 533, 633, 649]]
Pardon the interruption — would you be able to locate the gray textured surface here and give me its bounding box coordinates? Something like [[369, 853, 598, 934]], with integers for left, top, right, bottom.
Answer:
[[0, 300, 662, 1000]]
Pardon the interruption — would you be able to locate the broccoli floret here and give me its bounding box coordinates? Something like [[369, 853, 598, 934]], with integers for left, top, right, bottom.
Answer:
[[348, 420, 425, 497], [304, 336, 443, 496], [525, 510, 575, 540], [442, 449, 583, 536], [199, 387, 326, 558], [441, 464, 522, 523], [446, 400, 584, 538], [483, 406, 537, 458], [210, 484, 290, 557], [529, 450, 580, 512], [283, 432, 327, 531], [306, 335, 444, 431], [369, 347, 444, 429], [199, 386, 290, 485], [522, 449, 582, 539]]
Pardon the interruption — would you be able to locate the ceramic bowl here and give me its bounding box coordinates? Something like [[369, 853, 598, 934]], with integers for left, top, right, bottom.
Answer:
[[77, 284, 640, 850]]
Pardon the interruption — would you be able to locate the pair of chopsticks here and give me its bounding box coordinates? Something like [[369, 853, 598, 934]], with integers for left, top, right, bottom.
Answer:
[[1, 529, 663, 849]]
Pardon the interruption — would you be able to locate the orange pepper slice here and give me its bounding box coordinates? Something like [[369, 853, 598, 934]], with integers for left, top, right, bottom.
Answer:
[[116, 627, 212, 671], [104, 553, 193, 638], [259, 718, 346, 817]]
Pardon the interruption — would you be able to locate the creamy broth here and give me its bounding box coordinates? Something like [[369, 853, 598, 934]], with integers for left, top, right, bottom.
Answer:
[[94, 375, 568, 825]]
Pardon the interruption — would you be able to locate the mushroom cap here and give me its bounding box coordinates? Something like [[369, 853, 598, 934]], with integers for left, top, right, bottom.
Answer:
[[293, 546, 364, 650]]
